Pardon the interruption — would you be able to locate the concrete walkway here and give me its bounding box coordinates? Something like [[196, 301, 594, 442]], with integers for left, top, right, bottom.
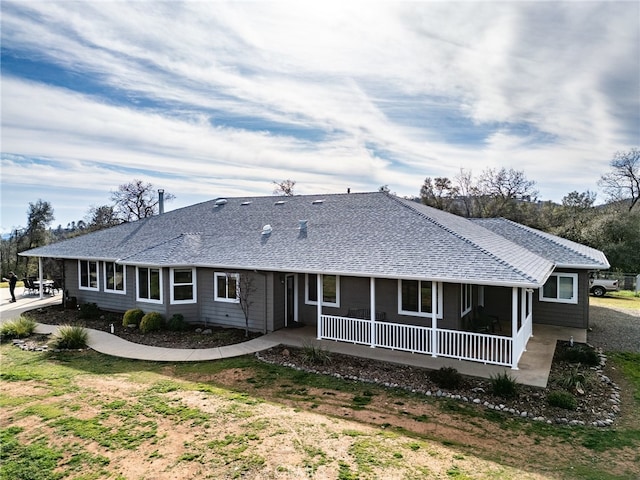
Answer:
[[1, 290, 585, 387]]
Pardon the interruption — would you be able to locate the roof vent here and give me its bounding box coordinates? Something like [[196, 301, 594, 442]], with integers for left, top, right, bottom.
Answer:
[[274, 200, 286, 205], [261, 224, 273, 235], [298, 220, 308, 230], [312, 199, 324, 204], [214, 198, 228, 206], [241, 201, 252, 206]]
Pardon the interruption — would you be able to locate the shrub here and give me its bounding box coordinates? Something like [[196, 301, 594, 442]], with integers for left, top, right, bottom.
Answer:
[[554, 365, 594, 395], [301, 342, 332, 366], [428, 366, 462, 390], [78, 302, 101, 320], [50, 325, 89, 349], [139, 312, 165, 334], [122, 308, 144, 327], [558, 343, 599, 366], [490, 372, 519, 399], [0, 316, 37, 341], [547, 390, 577, 410], [167, 313, 187, 332]]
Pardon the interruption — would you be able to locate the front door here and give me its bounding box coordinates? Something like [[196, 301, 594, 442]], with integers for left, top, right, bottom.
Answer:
[[285, 274, 295, 326]]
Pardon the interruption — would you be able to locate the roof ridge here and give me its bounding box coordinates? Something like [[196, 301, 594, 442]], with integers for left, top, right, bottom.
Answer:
[[493, 217, 603, 265], [390, 196, 542, 283]]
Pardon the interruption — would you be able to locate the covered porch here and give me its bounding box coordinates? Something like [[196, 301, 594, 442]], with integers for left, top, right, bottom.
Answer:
[[313, 276, 534, 369]]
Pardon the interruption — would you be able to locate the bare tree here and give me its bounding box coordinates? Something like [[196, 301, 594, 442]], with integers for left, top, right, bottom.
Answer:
[[236, 273, 256, 337], [599, 148, 640, 211], [452, 168, 479, 217], [476, 167, 538, 217], [111, 179, 175, 221], [273, 179, 296, 196]]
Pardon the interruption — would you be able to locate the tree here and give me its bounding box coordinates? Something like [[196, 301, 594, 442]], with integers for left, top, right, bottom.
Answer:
[[16, 200, 55, 274], [86, 205, 121, 231], [598, 148, 640, 211], [550, 191, 597, 243], [273, 179, 296, 196], [111, 179, 175, 221], [420, 177, 458, 210], [236, 273, 256, 337], [476, 167, 538, 218]]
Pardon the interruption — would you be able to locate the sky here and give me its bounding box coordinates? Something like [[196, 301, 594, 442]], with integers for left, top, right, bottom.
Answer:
[[1, 1, 639, 234]]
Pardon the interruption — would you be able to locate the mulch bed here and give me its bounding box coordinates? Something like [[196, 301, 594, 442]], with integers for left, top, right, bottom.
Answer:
[[24, 304, 262, 349]]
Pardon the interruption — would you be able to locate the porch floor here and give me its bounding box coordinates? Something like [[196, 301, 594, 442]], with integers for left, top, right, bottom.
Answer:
[[270, 323, 586, 388]]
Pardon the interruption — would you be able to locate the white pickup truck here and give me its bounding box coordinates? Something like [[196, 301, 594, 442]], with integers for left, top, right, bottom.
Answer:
[[589, 274, 619, 297]]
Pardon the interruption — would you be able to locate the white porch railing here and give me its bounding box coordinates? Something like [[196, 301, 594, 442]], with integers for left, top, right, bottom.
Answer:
[[319, 314, 529, 367]]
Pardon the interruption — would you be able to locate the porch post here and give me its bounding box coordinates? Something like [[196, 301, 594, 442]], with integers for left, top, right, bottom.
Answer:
[[511, 287, 519, 369], [316, 274, 323, 340], [370, 277, 376, 348], [478, 285, 485, 306], [431, 282, 438, 357], [520, 288, 527, 349], [38, 257, 44, 299]]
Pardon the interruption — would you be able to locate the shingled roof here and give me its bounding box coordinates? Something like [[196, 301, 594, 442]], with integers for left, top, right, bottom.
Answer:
[[22, 192, 608, 288]]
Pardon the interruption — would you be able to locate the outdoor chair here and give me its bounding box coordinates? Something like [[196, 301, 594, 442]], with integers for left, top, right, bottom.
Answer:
[[471, 305, 501, 333], [50, 280, 62, 295], [22, 278, 36, 296]]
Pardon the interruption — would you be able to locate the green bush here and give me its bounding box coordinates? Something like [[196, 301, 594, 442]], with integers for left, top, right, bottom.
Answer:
[[490, 372, 519, 399], [301, 342, 332, 366], [547, 390, 577, 410], [139, 312, 165, 334], [78, 302, 101, 320], [122, 308, 144, 327], [167, 313, 187, 332], [50, 325, 89, 349], [558, 343, 599, 366], [428, 366, 462, 390], [0, 316, 37, 341]]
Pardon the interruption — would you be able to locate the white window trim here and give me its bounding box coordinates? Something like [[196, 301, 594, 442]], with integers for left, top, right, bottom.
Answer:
[[103, 261, 126, 295], [539, 273, 578, 304], [304, 274, 340, 308], [170, 267, 197, 304], [461, 283, 472, 317], [78, 260, 99, 291], [397, 280, 443, 319], [214, 272, 240, 303], [136, 266, 163, 304]]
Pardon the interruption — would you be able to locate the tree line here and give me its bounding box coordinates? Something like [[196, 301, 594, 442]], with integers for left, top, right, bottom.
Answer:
[[0, 180, 173, 279], [416, 149, 639, 273]]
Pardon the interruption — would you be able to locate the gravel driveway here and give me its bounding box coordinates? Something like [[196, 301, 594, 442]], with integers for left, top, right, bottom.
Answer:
[[588, 305, 640, 353]]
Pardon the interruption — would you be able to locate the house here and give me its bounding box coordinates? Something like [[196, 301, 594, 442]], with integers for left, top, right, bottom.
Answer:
[[22, 192, 609, 369]]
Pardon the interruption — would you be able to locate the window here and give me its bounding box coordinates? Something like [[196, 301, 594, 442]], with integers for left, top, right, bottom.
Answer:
[[79, 260, 99, 290], [137, 267, 162, 303], [305, 274, 340, 307], [398, 280, 442, 318], [540, 273, 578, 304], [104, 262, 125, 294], [171, 268, 196, 304], [461, 284, 472, 316], [215, 272, 239, 303]]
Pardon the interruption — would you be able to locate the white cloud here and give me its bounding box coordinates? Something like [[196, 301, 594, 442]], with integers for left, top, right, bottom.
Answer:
[[1, 1, 638, 232]]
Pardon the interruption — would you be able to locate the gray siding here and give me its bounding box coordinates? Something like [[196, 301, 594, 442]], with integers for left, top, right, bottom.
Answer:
[[532, 269, 590, 328], [199, 269, 268, 333]]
